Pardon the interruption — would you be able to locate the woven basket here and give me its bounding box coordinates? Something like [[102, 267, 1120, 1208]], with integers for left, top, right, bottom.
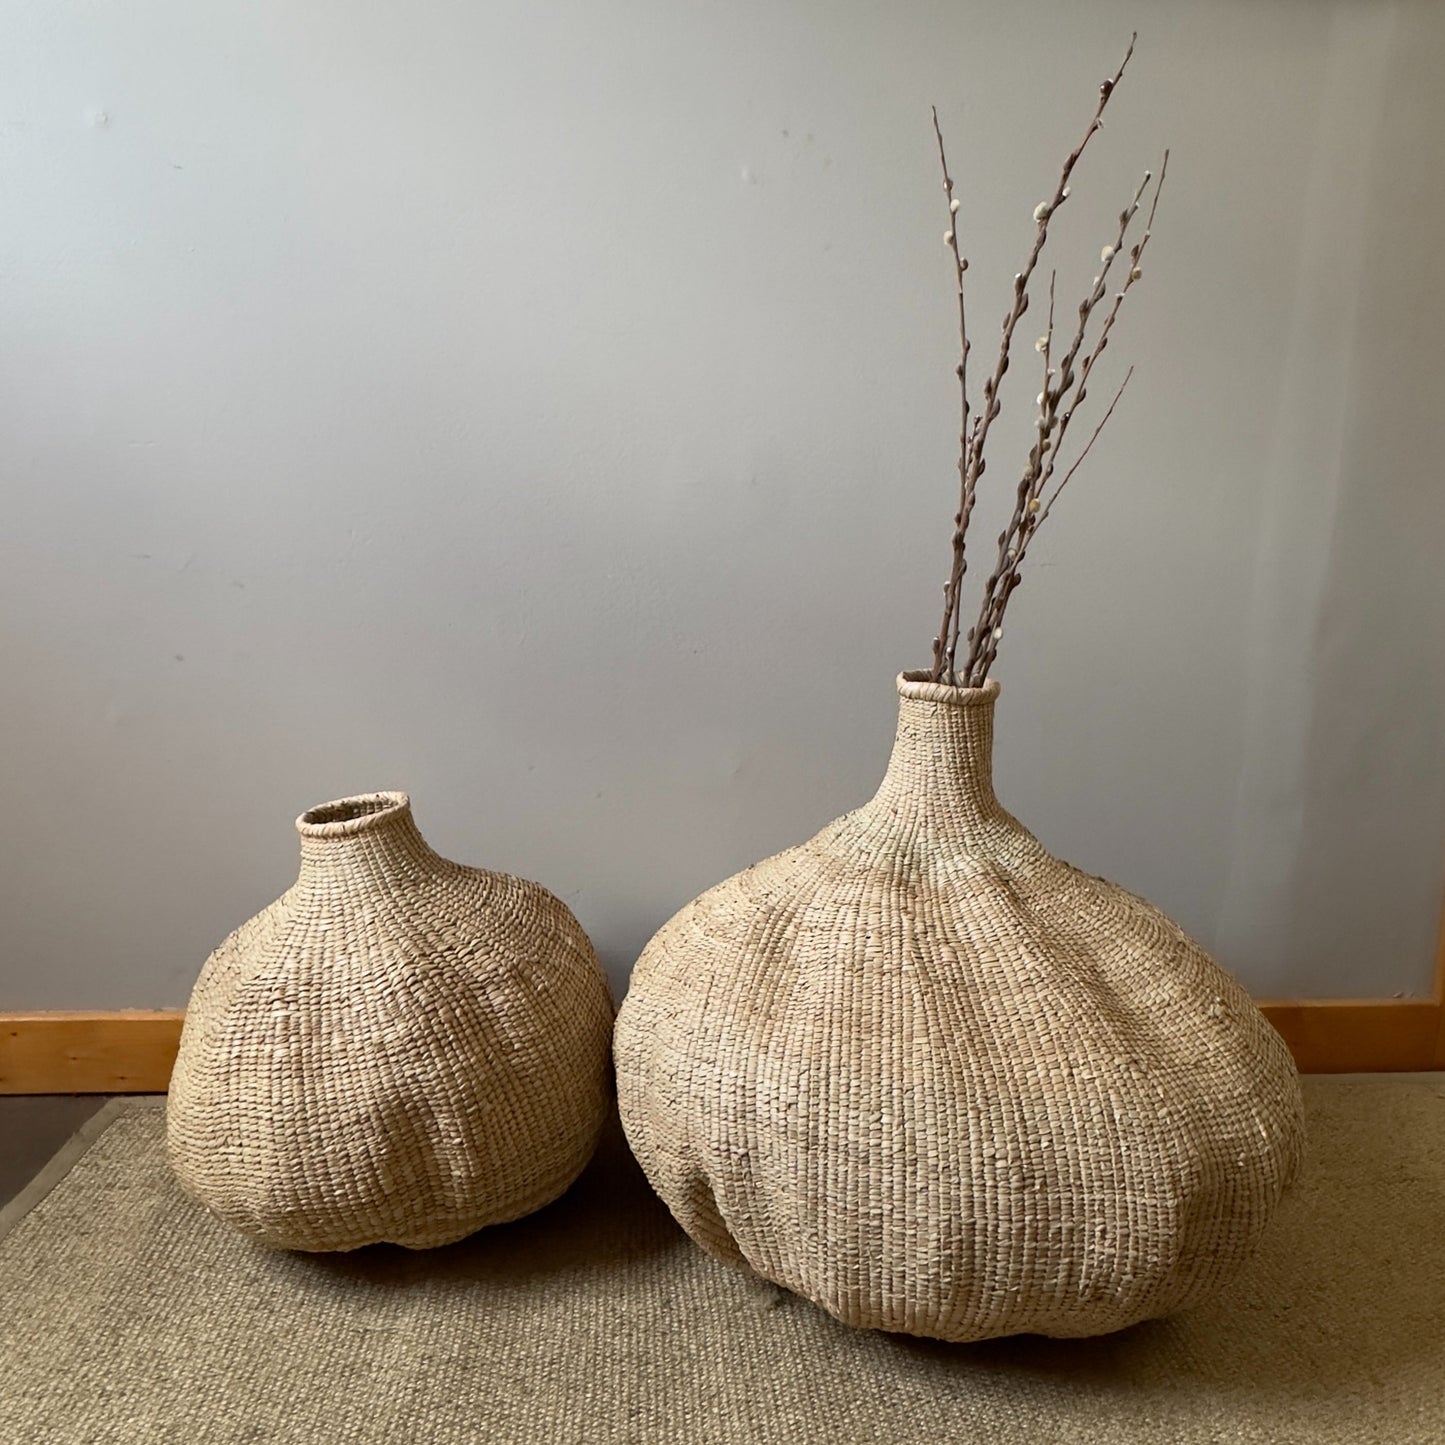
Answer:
[[615, 674, 1305, 1342], [167, 792, 614, 1251]]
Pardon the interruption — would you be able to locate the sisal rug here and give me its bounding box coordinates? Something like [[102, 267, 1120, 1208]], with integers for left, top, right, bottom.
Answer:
[[1, 1077, 1442, 1444]]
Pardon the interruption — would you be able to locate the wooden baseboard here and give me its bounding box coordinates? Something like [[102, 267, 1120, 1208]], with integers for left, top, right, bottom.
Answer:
[[1258, 998, 1443, 1073], [1, 1011, 184, 1094], [1, 999, 1442, 1094]]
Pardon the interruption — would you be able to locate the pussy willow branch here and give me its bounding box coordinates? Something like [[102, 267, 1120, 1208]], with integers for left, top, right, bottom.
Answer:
[[1037, 151, 1167, 501], [963, 368, 1135, 684], [963, 150, 1168, 685], [929, 32, 1136, 686], [962, 162, 1157, 683], [966, 270, 1057, 683], [1042, 269, 1056, 422], [1036, 367, 1134, 529], [929, 105, 973, 683]]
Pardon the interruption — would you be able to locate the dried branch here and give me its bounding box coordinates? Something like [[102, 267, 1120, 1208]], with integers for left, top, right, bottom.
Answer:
[[962, 159, 1162, 683], [1041, 152, 1168, 503], [962, 367, 1135, 684], [1037, 366, 1134, 529], [929, 32, 1136, 686], [929, 105, 973, 681], [1042, 269, 1056, 408]]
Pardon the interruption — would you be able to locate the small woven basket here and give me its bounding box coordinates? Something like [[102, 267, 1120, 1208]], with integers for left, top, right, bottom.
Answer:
[[168, 792, 615, 1251], [615, 675, 1305, 1341]]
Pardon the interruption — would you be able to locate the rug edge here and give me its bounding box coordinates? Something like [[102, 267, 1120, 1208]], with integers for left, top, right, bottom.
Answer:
[[0, 1097, 165, 1244]]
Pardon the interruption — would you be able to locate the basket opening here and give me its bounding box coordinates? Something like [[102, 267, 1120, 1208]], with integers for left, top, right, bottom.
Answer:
[[297, 792, 410, 835]]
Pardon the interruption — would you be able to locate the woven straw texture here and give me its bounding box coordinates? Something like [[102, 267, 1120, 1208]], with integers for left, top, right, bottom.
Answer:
[[616, 674, 1306, 1342], [167, 792, 614, 1251], [3, 1080, 1442, 1444]]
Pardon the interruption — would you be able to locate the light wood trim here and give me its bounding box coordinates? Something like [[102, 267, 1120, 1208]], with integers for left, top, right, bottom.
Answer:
[[1433, 870, 1445, 1068], [0, 998, 1442, 1093], [1258, 998, 1441, 1074], [0, 1011, 184, 1095]]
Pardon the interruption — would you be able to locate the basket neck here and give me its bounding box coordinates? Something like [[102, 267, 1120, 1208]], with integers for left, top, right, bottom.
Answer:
[[294, 793, 443, 889], [870, 675, 1005, 832]]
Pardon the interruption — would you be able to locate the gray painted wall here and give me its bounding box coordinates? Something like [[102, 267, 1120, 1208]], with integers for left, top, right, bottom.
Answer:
[[2, 0, 1442, 1007]]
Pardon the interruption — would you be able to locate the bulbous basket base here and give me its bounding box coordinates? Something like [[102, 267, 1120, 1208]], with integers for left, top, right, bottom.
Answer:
[[615, 680, 1305, 1341], [167, 793, 616, 1252]]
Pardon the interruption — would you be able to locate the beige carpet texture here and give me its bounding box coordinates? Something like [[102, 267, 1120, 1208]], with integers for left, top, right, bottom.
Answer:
[[2, 1077, 1442, 1444]]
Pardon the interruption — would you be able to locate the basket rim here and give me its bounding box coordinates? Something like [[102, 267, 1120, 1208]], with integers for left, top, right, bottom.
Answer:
[[295, 791, 411, 838], [897, 671, 1001, 706]]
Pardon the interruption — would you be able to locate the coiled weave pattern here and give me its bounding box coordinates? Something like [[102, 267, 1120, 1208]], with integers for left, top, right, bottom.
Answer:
[[168, 792, 614, 1251], [615, 675, 1305, 1341]]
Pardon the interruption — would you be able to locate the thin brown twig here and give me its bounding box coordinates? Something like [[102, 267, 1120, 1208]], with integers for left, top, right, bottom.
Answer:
[[930, 105, 972, 680], [964, 150, 1163, 687], [929, 32, 1136, 684], [1043, 269, 1056, 404], [962, 163, 1157, 682], [1043, 167, 1153, 436], [1032, 151, 1167, 506], [1036, 366, 1134, 528], [961, 366, 1136, 685], [966, 268, 1057, 656]]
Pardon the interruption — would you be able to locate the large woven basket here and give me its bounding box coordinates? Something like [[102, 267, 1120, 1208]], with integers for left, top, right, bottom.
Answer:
[[168, 792, 615, 1251], [615, 674, 1305, 1342]]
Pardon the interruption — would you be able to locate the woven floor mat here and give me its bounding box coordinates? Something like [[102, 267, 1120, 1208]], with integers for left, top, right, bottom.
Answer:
[[2, 1076, 1442, 1443]]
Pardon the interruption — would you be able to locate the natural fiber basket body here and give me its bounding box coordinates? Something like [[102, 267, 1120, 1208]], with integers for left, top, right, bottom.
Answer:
[[615, 675, 1305, 1342], [168, 793, 614, 1251]]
